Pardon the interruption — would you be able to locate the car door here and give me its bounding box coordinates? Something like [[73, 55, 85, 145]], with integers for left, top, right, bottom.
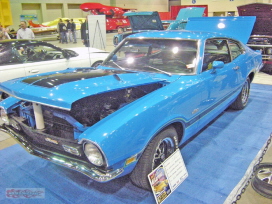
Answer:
[[0, 63, 27, 82], [198, 38, 242, 127], [0, 46, 27, 82], [21, 44, 72, 76], [227, 39, 247, 88]]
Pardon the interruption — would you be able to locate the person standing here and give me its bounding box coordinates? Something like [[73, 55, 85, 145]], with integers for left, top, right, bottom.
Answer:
[[0, 24, 10, 40], [71, 19, 77, 43], [80, 18, 89, 47], [0, 31, 8, 40], [16, 21, 35, 39], [59, 19, 68, 44], [66, 19, 73, 43], [57, 19, 62, 43]]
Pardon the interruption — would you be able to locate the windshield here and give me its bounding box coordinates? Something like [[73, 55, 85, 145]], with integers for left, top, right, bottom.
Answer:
[[103, 38, 198, 75]]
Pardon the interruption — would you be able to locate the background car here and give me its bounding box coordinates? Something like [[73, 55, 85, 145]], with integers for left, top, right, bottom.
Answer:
[[112, 7, 205, 46], [0, 17, 262, 190], [0, 39, 109, 82], [237, 3, 272, 75]]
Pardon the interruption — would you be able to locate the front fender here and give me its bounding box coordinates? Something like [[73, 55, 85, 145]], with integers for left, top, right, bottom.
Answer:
[[78, 78, 199, 167]]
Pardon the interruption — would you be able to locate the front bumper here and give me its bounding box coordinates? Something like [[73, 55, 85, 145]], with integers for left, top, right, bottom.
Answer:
[[0, 124, 124, 182]]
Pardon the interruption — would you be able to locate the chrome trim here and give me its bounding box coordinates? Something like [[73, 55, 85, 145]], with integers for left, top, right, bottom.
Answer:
[[0, 107, 9, 125], [0, 125, 123, 182], [81, 139, 109, 168], [247, 44, 272, 48]]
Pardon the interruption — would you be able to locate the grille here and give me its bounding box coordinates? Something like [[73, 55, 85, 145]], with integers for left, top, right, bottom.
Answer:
[[43, 114, 74, 139], [10, 117, 85, 158]]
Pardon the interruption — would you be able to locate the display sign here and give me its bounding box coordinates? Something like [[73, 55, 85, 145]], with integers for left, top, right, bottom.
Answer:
[[20, 15, 38, 22], [148, 150, 188, 204]]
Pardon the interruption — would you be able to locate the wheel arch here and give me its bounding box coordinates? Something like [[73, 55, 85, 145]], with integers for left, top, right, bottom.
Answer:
[[168, 122, 184, 144], [248, 72, 255, 83], [148, 121, 184, 148], [91, 60, 103, 68]]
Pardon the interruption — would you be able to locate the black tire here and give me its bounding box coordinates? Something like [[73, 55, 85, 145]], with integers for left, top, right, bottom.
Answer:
[[230, 77, 250, 110], [251, 163, 272, 199], [130, 126, 179, 190], [91, 61, 103, 68]]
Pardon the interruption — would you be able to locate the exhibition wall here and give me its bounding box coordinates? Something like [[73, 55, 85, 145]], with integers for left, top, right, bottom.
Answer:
[[181, 0, 272, 16], [8, 0, 168, 28], [6, 0, 272, 29]]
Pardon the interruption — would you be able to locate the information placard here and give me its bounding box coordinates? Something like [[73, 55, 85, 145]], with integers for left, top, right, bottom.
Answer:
[[148, 150, 188, 204]]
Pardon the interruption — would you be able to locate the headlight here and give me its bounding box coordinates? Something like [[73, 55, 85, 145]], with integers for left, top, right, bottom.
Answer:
[[0, 108, 10, 125], [84, 143, 105, 166]]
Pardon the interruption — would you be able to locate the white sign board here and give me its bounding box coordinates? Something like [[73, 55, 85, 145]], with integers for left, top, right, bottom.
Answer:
[[87, 15, 106, 50], [148, 150, 188, 204]]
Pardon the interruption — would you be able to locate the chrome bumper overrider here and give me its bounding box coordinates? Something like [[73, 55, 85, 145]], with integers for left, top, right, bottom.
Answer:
[[0, 125, 124, 182]]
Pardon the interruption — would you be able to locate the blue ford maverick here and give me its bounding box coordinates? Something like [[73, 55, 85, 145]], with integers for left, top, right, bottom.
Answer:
[[0, 17, 263, 190]]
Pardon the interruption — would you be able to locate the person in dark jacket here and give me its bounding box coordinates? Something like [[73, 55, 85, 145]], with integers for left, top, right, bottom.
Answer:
[[71, 19, 77, 43], [66, 19, 72, 43], [58, 19, 68, 44], [80, 18, 89, 47]]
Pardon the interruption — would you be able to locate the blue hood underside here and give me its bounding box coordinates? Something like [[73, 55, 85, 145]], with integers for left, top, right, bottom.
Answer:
[[185, 16, 256, 44]]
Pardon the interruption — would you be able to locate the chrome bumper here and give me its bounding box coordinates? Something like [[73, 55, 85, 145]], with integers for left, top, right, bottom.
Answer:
[[0, 125, 124, 182]]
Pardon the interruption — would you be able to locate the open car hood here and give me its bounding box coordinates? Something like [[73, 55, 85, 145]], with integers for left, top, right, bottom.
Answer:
[[237, 3, 272, 36], [176, 7, 205, 21], [0, 68, 169, 110], [185, 16, 256, 44], [123, 11, 164, 31]]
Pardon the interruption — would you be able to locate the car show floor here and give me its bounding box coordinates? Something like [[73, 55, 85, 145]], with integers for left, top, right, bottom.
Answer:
[[0, 33, 272, 203]]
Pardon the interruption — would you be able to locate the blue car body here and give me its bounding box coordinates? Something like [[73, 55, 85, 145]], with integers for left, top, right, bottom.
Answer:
[[0, 17, 263, 189]]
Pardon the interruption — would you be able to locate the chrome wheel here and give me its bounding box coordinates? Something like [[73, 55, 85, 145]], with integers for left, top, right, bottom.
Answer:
[[152, 137, 175, 169], [230, 77, 250, 110], [241, 79, 249, 105], [252, 163, 272, 199], [130, 126, 178, 190], [257, 166, 272, 185]]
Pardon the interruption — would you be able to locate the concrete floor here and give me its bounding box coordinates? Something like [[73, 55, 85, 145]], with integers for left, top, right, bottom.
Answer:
[[0, 32, 272, 203]]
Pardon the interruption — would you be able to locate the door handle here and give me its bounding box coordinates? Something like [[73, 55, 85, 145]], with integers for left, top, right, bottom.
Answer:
[[30, 69, 40, 73], [233, 66, 240, 70]]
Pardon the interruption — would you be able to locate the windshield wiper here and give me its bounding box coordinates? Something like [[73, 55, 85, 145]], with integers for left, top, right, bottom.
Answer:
[[143, 65, 172, 76]]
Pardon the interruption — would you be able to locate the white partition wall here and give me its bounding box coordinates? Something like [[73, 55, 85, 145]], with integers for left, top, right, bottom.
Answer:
[[87, 15, 106, 50]]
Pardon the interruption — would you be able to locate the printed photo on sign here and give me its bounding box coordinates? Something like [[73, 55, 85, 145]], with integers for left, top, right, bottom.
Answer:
[[149, 166, 171, 204], [148, 150, 188, 204]]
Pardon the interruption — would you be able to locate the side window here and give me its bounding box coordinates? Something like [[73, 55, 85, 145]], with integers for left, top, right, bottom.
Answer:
[[228, 40, 244, 60], [0, 48, 19, 65], [202, 39, 231, 72], [15, 44, 65, 63]]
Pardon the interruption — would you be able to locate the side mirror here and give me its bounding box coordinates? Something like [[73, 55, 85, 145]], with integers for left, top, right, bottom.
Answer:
[[212, 61, 224, 69]]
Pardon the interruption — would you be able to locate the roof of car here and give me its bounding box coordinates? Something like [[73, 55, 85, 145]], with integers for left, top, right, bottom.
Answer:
[[127, 30, 231, 41]]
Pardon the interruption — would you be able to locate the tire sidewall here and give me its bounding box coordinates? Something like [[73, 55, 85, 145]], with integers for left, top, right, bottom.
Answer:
[[92, 61, 103, 68], [251, 163, 272, 199], [240, 78, 250, 107], [130, 126, 179, 190]]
